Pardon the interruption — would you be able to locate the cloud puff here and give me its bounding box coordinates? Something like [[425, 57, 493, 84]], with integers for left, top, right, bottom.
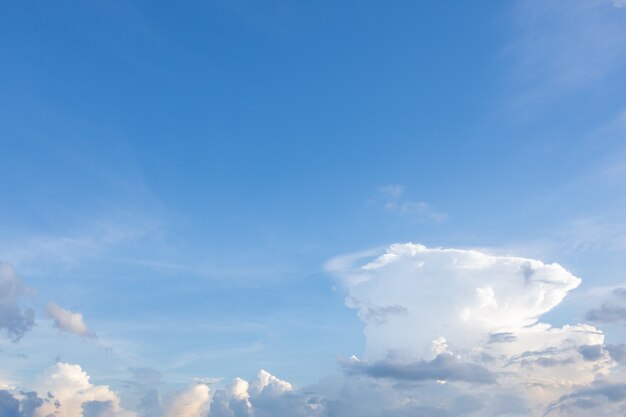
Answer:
[[209, 370, 321, 417], [164, 384, 211, 417], [33, 363, 135, 417], [0, 262, 35, 341], [46, 302, 95, 338]]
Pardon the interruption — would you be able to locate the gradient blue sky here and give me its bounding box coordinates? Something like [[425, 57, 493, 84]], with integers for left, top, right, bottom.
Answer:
[[1, 1, 626, 416]]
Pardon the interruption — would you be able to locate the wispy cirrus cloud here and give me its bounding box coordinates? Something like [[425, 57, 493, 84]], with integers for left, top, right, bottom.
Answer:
[[375, 185, 446, 223], [504, 0, 626, 120]]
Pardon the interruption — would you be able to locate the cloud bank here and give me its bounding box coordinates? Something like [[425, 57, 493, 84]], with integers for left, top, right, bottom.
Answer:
[[4, 243, 626, 416]]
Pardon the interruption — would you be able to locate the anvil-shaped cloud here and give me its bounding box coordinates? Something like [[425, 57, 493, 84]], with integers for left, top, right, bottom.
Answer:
[[329, 243, 615, 415], [329, 243, 583, 360]]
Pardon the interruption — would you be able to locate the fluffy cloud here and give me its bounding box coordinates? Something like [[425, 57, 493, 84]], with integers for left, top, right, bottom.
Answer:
[[46, 302, 95, 337], [0, 263, 35, 341], [208, 370, 318, 417], [164, 384, 211, 417], [330, 243, 582, 360], [33, 363, 135, 417]]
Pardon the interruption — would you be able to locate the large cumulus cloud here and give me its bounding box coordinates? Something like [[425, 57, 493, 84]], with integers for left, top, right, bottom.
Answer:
[[328, 243, 583, 360], [326, 243, 620, 415]]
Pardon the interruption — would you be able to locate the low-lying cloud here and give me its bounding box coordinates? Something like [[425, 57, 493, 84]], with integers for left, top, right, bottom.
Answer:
[[3, 243, 626, 416]]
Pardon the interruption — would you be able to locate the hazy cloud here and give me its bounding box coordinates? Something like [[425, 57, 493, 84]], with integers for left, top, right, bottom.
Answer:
[[586, 287, 626, 323], [375, 185, 446, 223], [344, 353, 496, 384], [384, 201, 447, 223], [0, 263, 35, 341]]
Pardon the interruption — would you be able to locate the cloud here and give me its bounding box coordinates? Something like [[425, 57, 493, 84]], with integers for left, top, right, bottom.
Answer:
[[209, 370, 319, 417], [544, 382, 626, 416], [0, 262, 35, 341], [164, 384, 211, 417], [83, 400, 117, 417], [329, 243, 582, 360], [383, 201, 447, 223], [328, 243, 616, 414], [504, 0, 626, 121], [357, 304, 408, 326], [33, 362, 135, 417], [7, 243, 626, 416], [0, 390, 43, 417], [46, 302, 95, 338], [0, 212, 162, 274], [343, 353, 496, 384], [375, 185, 446, 223], [585, 287, 626, 323]]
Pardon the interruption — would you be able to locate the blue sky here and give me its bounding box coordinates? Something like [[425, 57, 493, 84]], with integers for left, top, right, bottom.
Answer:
[[1, 1, 626, 416]]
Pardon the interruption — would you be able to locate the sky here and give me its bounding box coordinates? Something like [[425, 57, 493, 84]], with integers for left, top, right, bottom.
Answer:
[[1, 0, 626, 416]]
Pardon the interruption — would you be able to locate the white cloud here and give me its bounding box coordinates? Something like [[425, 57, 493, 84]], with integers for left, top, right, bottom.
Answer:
[[328, 243, 618, 414], [164, 384, 211, 417], [47, 302, 95, 338], [330, 243, 582, 360], [33, 363, 135, 417], [209, 370, 316, 417], [250, 369, 292, 396]]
